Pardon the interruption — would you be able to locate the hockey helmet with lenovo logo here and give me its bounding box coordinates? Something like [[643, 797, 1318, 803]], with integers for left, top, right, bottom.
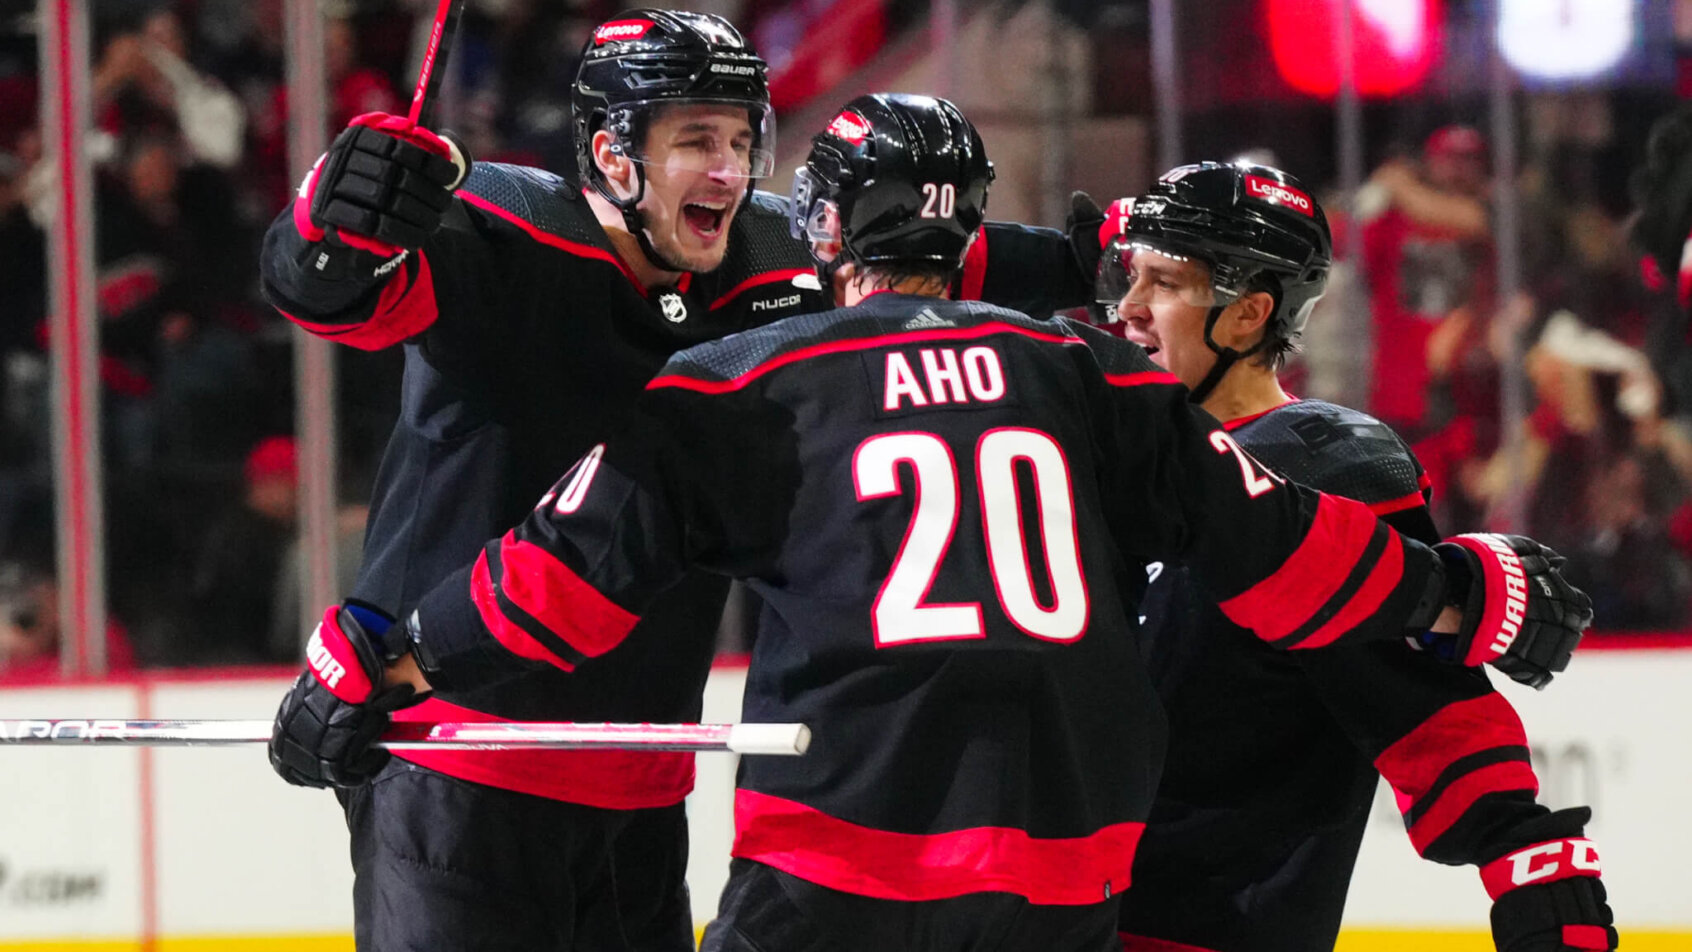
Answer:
[[790, 93, 993, 276], [572, 10, 775, 239], [1101, 161, 1332, 347]]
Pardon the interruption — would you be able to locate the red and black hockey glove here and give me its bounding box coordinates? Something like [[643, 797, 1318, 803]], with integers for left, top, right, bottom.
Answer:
[[1420, 533, 1593, 689], [269, 602, 423, 789], [1483, 808, 1618, 952], [293, 112, 470, 267]]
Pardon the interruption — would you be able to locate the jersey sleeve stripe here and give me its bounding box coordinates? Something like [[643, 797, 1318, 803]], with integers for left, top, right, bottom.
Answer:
[[1405, 762, 1542, 854], [1104, 370, 1182, 388], [1280, 524, 1406, 650], [649, 322, 1075, 394], [710, 268, 813, 310], [279, 253, 440, 350], [458, 190, 646, 292], [1216, 493, 1379, 644], [470, 549, 579, 670], [1368, 489, 1430, 516], [731, 788, 1141, 905], [957, 225, 989, 301], [492, 533, 640, 661], [1373, 692, 1534, 801], [1400, 747, 1536, 829]]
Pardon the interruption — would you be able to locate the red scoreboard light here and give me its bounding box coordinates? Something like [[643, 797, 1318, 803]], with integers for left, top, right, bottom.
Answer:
[[1266, 0, 1443, 98]]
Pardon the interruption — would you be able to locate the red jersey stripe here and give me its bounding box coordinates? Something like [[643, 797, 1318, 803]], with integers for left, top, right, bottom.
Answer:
[[1120, 935, 1223, 952], [1374, 692, 1533, 800], [1293, 529, 1406, 649], [1368, 489, 1429, 516], [391, 695, 695, 808], [649, 322, 1076, 395], [1105, 370, 1182, 388], [710, 268, 813, 310], [470, 551, 571, 669], [495, 534, 640, 660], [1406, 761, 1541, 854], [731, 789, 1139, 906], [1222, 397, 1298, 430], [1216, 493, 1378, 644], [958, 226, 989, 301], [459, 191, 646, 293]]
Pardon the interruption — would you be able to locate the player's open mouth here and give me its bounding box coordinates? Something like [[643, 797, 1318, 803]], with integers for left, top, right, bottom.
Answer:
[[683, 201, 728, 238]]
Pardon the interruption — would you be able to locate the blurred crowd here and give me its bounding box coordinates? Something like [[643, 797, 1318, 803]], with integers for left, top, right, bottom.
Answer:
[[0, 0, 1687, 679]]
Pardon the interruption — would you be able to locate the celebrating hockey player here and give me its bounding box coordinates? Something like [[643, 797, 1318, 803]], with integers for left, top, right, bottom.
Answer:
[[260, 9, 1099, 950], [1100, 163, 1617, 952], [273, 95, 1592, 952]]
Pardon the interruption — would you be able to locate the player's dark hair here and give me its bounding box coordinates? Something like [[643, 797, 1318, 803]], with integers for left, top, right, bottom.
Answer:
[[861, 261, 959, 293]]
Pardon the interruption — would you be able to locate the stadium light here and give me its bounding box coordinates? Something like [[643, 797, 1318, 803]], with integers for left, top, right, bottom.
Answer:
[[1266, 0, 1442, 98], [1497, 0, 1635, 81]]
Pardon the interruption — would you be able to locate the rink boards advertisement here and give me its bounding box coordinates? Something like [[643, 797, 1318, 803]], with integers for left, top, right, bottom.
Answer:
[[0, 647, 1686, 950]]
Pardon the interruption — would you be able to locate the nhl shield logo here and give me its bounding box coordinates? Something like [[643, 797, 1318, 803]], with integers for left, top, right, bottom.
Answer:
[[659, 291, 688, 324]]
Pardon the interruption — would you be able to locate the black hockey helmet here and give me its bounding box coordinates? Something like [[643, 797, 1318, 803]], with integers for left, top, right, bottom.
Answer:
[[572, 10, 774, 264], [789, 93, 993, 278], [1098, 161, 1330, 397]]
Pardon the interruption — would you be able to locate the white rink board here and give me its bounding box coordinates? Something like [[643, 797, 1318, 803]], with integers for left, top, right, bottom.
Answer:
[[0, 652, 1684, 944], [1345, 648, 1692, 929]]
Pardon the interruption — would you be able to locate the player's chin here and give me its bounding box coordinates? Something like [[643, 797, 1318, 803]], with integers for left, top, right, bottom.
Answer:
[[668, 233, 732, 274]]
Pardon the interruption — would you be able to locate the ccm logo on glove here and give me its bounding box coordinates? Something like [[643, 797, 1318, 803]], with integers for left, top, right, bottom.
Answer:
[[1481, 838, 1602, 899]]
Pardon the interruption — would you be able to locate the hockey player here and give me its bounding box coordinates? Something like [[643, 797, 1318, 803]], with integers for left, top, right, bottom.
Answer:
[[259, 10, 1100, 950], [273, 96, 1591, 952], [1100, 163, 1618, 952]]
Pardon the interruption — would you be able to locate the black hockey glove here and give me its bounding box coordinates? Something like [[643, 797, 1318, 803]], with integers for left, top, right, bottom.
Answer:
[[1416, 533, 1593, 689], [295, 112, 469, 263], [269, 602, 423, 789], [1483, 808, 1618, 952], [1066, 190, 1107, 287]]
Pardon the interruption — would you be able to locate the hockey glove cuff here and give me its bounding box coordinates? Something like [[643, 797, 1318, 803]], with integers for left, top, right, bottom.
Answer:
[[1421, 534, 1593, 689], [1065, 190, 1107, 284], [1483, 808, 1617, 951], [269, 602, 423, 789]]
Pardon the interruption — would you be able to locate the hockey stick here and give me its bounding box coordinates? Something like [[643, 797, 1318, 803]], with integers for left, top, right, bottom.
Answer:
[[0, 719, 811, 755], [409, 0, 467, 129]]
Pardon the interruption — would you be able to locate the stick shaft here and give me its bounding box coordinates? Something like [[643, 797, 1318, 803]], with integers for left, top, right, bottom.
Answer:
[[408, 0, 466, 127], [0, 719, 809, 755]]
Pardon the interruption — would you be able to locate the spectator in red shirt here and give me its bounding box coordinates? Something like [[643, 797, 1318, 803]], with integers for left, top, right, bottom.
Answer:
[[0, 551, 135, 682]]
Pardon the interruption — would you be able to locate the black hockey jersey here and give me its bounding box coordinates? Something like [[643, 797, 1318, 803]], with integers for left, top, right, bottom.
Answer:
[[409, 299, 1451, 906], [1119, 399, 1547, 952], [259, 162, 1092, 807]]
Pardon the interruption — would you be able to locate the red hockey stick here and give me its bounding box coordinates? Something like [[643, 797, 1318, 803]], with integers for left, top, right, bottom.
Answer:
[[0, 719, 811, 755]]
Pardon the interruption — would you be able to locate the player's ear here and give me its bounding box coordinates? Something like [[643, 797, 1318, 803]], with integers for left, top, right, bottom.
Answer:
[[1226, 290, 1276, 348], [592, 129, 637, 199]]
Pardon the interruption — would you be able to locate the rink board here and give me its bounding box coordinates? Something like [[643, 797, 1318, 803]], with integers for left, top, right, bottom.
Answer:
[[0, 648, 1684, 948]]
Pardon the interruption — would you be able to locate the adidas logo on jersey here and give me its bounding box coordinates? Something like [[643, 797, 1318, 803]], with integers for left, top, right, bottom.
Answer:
[[902, 309, 954, 330]]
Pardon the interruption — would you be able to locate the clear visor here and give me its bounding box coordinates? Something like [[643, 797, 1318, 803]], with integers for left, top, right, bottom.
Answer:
[[614, 99, 777, 182], [789, 166, 842, 262], [1096, 236, 1240, 311]]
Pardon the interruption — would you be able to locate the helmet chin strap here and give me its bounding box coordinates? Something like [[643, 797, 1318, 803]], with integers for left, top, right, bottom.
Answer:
[[1188, 303, 1265, 405], [592, 163, 695, 277]]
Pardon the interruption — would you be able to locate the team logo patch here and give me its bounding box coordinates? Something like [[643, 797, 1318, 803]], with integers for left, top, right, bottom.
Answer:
[[594, 19, 653, 44], [1244, 174, 1314, 217], [827, 110, 873, 145], [659, 291, 688, 324]]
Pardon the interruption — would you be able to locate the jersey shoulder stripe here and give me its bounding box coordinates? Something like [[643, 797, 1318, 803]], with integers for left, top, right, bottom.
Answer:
[[455, 163, 633, 271], [705, 190, 820, 313], [1060, 318, 1178, 384], [1231, 399, 1428, 511], [649, 301, 1072, 394]]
